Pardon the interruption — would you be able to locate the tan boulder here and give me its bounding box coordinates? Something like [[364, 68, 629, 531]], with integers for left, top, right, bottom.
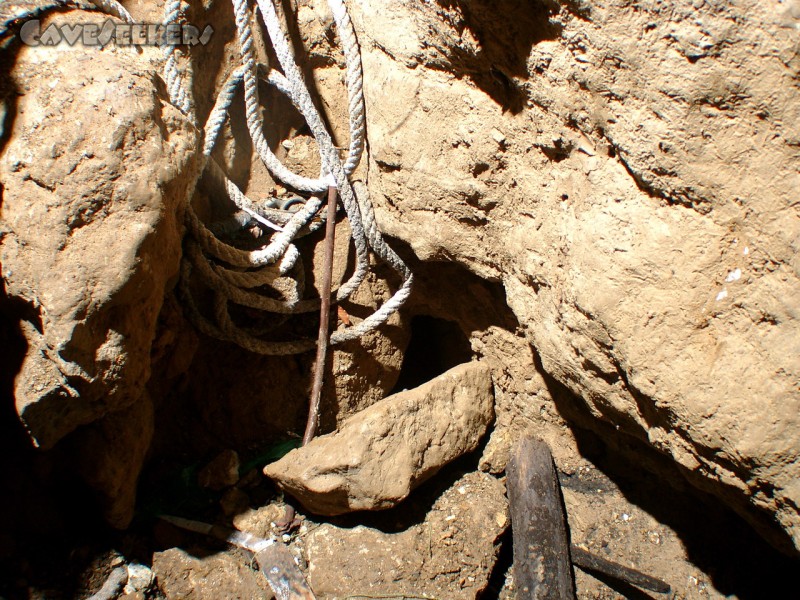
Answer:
[[264, 361, 494, 515]]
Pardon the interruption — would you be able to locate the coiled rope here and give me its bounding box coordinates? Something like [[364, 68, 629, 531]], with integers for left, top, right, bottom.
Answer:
[[160, 0, 413, 354], [79, 0, 411, 354]]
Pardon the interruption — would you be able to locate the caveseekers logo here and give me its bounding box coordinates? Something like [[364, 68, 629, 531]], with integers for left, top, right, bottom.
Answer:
[[19, 19, 214, 47]]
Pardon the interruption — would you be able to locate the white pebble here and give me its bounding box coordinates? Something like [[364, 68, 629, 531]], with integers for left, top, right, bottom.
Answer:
[[491, 128, 506, 144], [725, 268, 742, 282], [124, 563, 154, 593], [716, 289, 728, 301]]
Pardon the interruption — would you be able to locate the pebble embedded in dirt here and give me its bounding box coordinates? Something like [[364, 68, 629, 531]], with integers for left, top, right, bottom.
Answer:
[[233, 502, 297, 539], [198, 450, 240, 491]]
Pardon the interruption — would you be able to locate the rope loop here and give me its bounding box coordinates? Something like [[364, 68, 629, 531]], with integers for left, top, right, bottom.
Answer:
[[89, 0, 412, 355]]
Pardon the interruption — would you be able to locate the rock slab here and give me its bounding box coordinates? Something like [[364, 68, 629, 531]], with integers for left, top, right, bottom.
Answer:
[[0, 10, 197, 449], [264, 361, 494, 515]]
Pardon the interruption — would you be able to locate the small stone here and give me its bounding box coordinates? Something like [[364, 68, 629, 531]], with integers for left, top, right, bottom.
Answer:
[[495, 512, 507, 528], [220, 487, 250, 517], [233, 503, 293, 539], [198, 450, 240, 491], [124, 563, 154, 594]]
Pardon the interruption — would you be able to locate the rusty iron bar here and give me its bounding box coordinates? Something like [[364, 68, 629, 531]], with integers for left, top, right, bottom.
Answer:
[[302, 185, 338, 446]]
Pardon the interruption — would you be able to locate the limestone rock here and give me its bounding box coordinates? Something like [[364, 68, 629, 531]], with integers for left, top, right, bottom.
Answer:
[[0, 9, 198, 449], [304, 471, 508, 600], [342, 0, 800, 554], [67, 391, 154, 529], [151, 548, 272, 600], [264, 362, 494, 515], [198, 449, 240, 491], [124, 563, 155, 595], [233, 502, 296, 539]]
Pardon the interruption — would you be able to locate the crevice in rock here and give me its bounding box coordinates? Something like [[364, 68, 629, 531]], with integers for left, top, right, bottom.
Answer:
[[478, 525, 513, 599], [391, 315, 473, 393], [0, 287, 117, 597]]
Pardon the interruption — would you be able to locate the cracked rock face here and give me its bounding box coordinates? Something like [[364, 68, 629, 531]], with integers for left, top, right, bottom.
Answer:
[[333, 0, 800, 553], [0, 10, 196, 450]]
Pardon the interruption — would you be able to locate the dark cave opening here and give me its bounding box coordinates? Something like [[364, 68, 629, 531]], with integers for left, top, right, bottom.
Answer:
[[391, 314, 474, 393]]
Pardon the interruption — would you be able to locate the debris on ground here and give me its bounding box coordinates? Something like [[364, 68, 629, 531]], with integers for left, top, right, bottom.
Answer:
[[302, 471, 507, 599]]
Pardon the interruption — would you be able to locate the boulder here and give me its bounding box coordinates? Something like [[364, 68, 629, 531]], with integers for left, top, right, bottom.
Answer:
[[264, 361, 494, 515], [0, 9, 198, 449]]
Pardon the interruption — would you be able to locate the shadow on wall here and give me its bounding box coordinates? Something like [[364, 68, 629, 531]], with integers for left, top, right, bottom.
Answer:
[[0, 278, 111, 598], [539, 354, 800, 598], [0, 28, 23, 157], [428, 0, 564, 113]]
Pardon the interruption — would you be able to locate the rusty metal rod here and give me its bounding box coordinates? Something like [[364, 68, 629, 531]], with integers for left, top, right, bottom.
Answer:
[[302, 185, 337, 446], [570, 545, 671, 594]]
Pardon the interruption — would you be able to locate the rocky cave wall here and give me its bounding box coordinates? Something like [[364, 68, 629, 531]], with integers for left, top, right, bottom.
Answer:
[[0, 0, 798, 568], [344, 0, 800, 555]]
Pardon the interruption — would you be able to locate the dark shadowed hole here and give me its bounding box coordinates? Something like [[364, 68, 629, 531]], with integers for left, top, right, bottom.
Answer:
[[390, 315, 473, 393], [539, 352, 800, 599], [478, 526, 513, 599]]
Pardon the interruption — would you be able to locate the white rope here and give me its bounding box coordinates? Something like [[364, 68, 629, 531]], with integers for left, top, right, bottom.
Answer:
[[162, 0, 194, 120], [82, 0, 411, 354], [326, 0, 366, 175], [87, 0, 134, 24]]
